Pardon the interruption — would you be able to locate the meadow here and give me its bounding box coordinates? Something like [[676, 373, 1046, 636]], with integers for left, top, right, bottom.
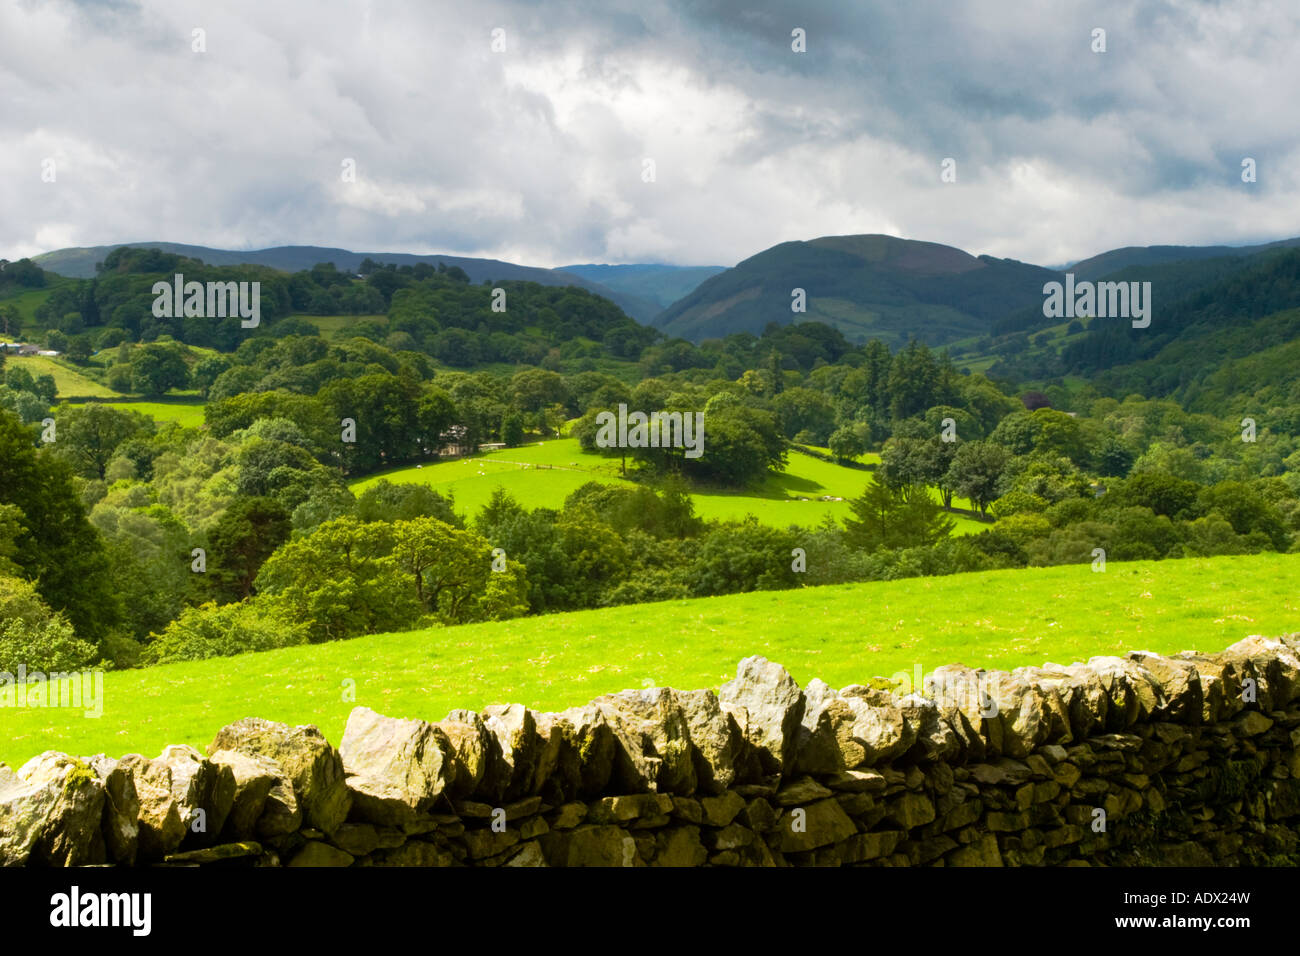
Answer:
[[3, 552, 1295, 767], [352, 437, 990, 531], [99, 400, 206, 428], [6, 354, 118, 398]]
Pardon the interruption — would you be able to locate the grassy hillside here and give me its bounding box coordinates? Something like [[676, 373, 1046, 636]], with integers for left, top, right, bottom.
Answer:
[[6, 354, 119, 398], [3, 552, 1295, 767], [351, 438, 989, 531]]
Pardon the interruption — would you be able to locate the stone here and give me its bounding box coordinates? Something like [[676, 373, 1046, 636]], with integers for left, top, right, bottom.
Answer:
[[463, 827, 520, 860], [1222, 636, 1300, 709], [0, 755, 104, 866], [531, 705, 614, 801], [0, 763, 50, 866], [503, 841, 547, 867], [802, 686, 918, 770], [1038, 744, 1068, 764], [700, 790, 746, 827], [208, 718, 350, 833], [165, 841, 263, 864], [1128, 653, 1203, 721], [710, 823, 754, 851], [519, 816, 548, 839], [340, 707, 450, 825], [774, 776, 833, 807], [1235, 711, 1274, 736], [980, 670, 1063, 758], [844, 830, 903, 862], [483, 703, 542, 802], [437, 709, 507, 801], [593, 688, 697, 794], [587, 793, 673, 824], [673, 688, 747, 793], [825, 769, 887, 792], [88, 755, 139, 865], [970, 758, 1031, 786], [257, 781, 302, 837], [654, 826, 707, 866], [719, 656, 806, 775], [885, 792, 936, 829], [373, 841, 455, 866], [541, 824, 642, 867], [118, 753, 188, 860], [550, 802, 587, 829], [671, 797, 703, 823], [331, 823, 381, 856], [157, 744, 235, 844], [288, 841, 355, 867], [740, 797, 778, 832], [208, 749, 279, 840], [778, 798, 857, 853]]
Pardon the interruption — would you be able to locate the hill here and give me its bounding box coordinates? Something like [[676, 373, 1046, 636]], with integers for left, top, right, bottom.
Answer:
[[652, 234, 1061, 348], [30, 241, 660, 322], [2, 551, 1294, 767], [1066, 235, 1300, 281], [976, 246, 1300, 404]]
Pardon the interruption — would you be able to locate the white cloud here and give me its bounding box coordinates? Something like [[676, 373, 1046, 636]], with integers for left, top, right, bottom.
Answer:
[[0, 0, 1296, 269]]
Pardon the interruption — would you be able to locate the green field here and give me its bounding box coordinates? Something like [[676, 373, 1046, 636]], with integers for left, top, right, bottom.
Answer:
[[6, 355, 119, 398], [0, 284, 57, 329], [101, 401, 206, 428], [353, 438, 990, 531], [2, 552, 1294, 767]]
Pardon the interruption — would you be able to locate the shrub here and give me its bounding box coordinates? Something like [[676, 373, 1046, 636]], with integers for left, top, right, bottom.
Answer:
[[0, 616, 98, 674], [142, 600, 310, 664]]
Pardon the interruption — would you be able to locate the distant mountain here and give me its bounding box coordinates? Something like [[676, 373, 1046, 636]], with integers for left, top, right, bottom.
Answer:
[[652, 234, 1061, 348], [31, 242, 659, 322], [1067, 236, 1300, 280], [559, 263, 727, 312], [1062, 246, 1300, 410]]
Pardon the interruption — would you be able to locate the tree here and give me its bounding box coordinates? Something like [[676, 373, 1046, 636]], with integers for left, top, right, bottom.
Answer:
[[207, 496, 292, 602], [0, 304, 21, 338], [355, 479, 461, 527], [945, 441, 1010, 516], [888, 340, 940, 420], [828, 424, 867, 462], [130, 344, 190, 395], [53, 403, 152, 479], [843, 481, 954, 552], [501, 412, 525, 447], [510, 369, 569, 413], [0, 409, 122, 645], [773, 387, 836, 442], [880, 436, 960, 507], [391, 517, 528, 623]]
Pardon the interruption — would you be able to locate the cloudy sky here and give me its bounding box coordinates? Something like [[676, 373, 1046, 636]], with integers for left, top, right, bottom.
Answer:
[[2, 0, 1297, 269]]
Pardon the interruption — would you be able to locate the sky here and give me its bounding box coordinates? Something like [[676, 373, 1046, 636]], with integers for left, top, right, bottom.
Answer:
[[2, 0, 1297, 269]]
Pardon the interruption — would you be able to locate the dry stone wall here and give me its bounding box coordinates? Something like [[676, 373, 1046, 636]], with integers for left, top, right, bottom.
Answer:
[[4, 634, 1300, 867]]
